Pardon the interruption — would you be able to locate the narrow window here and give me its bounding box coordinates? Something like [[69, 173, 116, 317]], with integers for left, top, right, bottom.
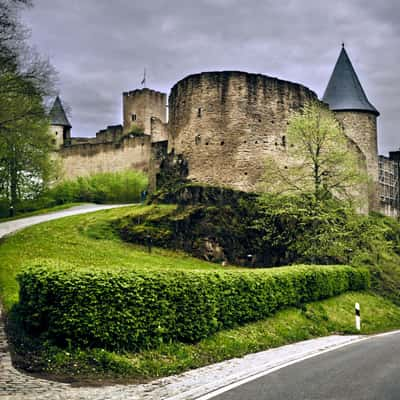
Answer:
[[132, 114, 137, 121], [55, 131, 58, 135], [282, 136, 286, 147], [195, 135, 201, 145], [198, 108, 202, 117]]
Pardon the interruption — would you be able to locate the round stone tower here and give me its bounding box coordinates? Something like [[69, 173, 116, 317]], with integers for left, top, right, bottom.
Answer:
[[168, 71, 318, 191], [323, 45, 380, 210]]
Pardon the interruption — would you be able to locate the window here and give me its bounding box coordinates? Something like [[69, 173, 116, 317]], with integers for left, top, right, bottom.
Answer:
[[55, 131, 58, 135], [220, 141, 224, 145], [195, 135, 201, 145], [197, 108, 202, 117], [282, 136, 286, 147], [132, 114, 137, 121]]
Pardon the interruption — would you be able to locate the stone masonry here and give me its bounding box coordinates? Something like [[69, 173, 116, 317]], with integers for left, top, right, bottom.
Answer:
[[51, 46, 387, 214]]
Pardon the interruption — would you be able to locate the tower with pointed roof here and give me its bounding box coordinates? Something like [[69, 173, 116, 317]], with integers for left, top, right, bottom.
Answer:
[[49, 96, 71, 149], [323, 45, 379, 210]]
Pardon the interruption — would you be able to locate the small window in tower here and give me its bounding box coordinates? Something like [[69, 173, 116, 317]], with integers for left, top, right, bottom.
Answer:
[[282, 136, 286, 147], [198, 108, 202, 117], [132, 114, 137, 121], [195, 135, 201, 145], [220, 141, 224, 145], [55, 131, 58, 136]]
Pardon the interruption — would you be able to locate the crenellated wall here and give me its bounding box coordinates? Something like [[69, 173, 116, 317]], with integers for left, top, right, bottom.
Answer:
[[168, 71, 318, 191], [60, 135, 152, 180]]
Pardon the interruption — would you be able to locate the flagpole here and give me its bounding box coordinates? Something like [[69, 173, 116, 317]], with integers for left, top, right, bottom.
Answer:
[[141, 68, 146, 87]]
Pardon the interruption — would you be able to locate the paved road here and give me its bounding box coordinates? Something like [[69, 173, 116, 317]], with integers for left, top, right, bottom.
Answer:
[[0, 203, 129, 238], [212, 331, 400, 400]]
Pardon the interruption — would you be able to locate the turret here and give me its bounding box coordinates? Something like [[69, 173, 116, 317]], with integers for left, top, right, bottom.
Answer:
[[323, 45, 379, 210], [49, 96, 71, 148]]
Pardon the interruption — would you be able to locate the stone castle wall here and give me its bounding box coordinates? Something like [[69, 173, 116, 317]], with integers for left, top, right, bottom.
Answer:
[[59, 135, 152, 180], [168, 71, 318, 191]]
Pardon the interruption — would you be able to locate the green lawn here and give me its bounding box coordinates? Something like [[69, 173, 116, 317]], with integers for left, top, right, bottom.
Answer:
[[2, 204, 400, 383], [0, 204, 251, 310]]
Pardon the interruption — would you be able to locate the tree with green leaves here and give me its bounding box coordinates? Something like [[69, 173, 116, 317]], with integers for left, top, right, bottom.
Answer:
[[0, 0, 58, 215], [260, 101, 368, 203]]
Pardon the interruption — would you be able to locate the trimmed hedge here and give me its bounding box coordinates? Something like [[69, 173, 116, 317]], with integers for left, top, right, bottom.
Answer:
[[17, 265, 369, 351]]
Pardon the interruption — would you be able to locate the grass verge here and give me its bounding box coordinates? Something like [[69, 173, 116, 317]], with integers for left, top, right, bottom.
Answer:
[[9, 291, 400, 384]]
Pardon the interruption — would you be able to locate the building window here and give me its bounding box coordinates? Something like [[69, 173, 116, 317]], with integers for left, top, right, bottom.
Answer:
[[198, 108, 202, 117], [195, 135, 201, 145], [282, 136, 286, 147], [132, 114, 137, 121], [55, 131, 58, 135], [220, 141, 224, 145]]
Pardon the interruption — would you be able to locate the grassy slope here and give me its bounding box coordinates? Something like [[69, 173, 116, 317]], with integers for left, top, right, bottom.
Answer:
[[0, 205, 251, 310], [1, 204, 400, 382]]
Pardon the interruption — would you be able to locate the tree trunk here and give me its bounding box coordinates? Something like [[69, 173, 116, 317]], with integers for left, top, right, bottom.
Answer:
[[9, 148, 17, 216]]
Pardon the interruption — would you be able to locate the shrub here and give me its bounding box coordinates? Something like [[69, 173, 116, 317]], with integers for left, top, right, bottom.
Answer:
[[47, 170, 148, 204], [17, 264, 369, 352]]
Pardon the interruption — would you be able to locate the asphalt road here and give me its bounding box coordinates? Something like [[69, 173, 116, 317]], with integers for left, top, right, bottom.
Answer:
[[212, 331, 400, 400]]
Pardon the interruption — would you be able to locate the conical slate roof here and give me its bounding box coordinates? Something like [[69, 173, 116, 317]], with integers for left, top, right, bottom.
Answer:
[[49, 96, 71, 127], [323, 46, 379, 116]]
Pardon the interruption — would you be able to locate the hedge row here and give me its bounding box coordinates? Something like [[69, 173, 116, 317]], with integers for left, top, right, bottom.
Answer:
[[17, 265, 369, 351]]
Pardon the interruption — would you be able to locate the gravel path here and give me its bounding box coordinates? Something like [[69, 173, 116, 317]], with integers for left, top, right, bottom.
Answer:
[[0, 204, 366, 399]]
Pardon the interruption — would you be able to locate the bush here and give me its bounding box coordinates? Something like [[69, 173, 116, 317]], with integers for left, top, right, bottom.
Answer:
[[17, 264, 369, 352], [47, 170, 148, 204]]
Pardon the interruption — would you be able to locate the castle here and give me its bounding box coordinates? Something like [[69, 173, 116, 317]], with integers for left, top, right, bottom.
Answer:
[[49, 46, 398, 216]]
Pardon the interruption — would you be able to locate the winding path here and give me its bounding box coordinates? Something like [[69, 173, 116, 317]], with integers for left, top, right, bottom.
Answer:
[[0, 204, 374, 399]]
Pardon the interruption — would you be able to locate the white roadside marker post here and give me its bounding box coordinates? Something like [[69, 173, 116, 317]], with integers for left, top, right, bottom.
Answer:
[[355, 302, 361, 331]]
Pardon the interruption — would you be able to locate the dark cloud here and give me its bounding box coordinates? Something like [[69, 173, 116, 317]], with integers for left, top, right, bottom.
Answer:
[[22, 0, 400, 154]]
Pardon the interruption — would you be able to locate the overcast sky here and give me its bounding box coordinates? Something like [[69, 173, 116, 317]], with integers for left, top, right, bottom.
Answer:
[[22, 0, 399, 155]]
